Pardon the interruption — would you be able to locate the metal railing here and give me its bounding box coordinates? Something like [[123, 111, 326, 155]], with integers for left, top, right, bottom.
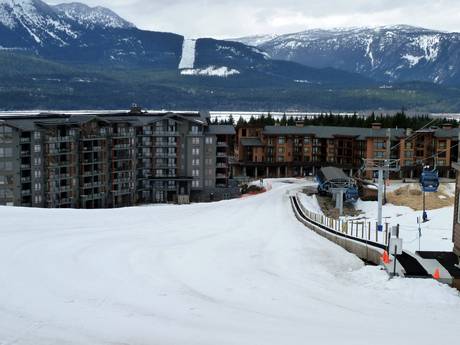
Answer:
[[295, 194, 390, 246]]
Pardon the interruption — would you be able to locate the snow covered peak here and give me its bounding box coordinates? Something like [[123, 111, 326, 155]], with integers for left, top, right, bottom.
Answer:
[[0, 0, 78, 45], [53, 2, 135, 29]]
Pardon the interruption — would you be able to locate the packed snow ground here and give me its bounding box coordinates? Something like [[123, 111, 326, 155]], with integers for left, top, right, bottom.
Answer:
[[0, 179, 459, 345]]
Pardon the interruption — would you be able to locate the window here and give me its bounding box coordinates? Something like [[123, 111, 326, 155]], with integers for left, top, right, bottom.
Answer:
[[192, 159, 200, 166], [278, 136, 285, 144], [34, 183, 41, 191], [192, 180, 200, 188], [0, 126, 13, 144], [192, 148, 200, 156], [191, 125, 199, 134], [34, 145, 41, 153], [34, 157, 41, 166], [374, 140, 385, 150], [192, 169, 200, 177], [278, 147, 285, 154], [375, 151, 385, 158], [205, 137, 213, 145], [0, 161, 13, 171], [34, 170, 41, 178], [0, 148, 12, 158], [192, 137, 200, 145], [205, 158, 213, 165], [34, 132, 41, 140], [277, 156, 285, 162]]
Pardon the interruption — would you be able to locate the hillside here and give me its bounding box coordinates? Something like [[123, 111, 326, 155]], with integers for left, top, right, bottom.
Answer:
[[235, 26, 460, 86]]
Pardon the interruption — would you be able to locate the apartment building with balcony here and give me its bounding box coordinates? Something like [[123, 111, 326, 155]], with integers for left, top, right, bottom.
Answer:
[[233, 123, 460, 180], [0, 109, 237, 208]]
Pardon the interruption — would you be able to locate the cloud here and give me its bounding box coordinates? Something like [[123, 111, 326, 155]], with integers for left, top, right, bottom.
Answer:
[[46, 0, 460, 38]]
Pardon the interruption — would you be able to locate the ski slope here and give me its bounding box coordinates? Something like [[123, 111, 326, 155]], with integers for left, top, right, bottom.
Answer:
[[0, 179, 459, 345], [178, 38, 196, 69]]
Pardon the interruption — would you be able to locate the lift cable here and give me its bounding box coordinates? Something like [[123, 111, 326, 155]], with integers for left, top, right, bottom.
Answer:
[[389, 117, 440, 151]]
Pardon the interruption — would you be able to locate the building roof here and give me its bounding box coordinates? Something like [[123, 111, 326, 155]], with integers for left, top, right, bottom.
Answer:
[[263, 125, 406, 140], [240, 138, 263, 147], [0, 110, 210, 130], [207, 125, 236, 135], [319, 166, 351, 181]]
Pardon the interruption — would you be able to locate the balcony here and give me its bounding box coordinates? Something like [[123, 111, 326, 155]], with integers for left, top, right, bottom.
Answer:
[[154, 131, 179, 137], [20, 150, 31, 156], [49, 173, 71, 180], [20, 164, 31, 170], [83, 171, 103, 177], [46, 136, 74, 143], [113, 144, 131, 150], [112, 190, 132, 197], [216, 163, 228, 168], [216, 174, 228, 179], [216, 152, 228, 158], [153, 142, 177, 147], [20, 137, 31, 143], [21, 190, 31, 196], [217, 142, 228, 147], [21, 177, 31, 183]]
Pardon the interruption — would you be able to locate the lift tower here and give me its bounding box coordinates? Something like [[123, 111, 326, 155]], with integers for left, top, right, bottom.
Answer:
[[363, 159, 400, 231]]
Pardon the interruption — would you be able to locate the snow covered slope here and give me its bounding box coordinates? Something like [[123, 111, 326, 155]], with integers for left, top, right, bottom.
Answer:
[[235, 25, 460, 86], [0, 179, 459, 344], [178, 38, 196, 69]]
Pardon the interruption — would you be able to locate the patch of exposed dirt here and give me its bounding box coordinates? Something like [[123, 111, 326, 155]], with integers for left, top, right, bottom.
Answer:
[[386, 184, 454, 211], [316, 195, 363, 219]]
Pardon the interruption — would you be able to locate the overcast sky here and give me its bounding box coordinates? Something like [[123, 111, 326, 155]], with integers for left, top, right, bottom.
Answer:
[[47, 0, 460, 38]]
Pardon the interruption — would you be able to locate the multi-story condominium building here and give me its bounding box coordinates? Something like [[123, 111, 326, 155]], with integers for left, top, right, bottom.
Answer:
[[233, 123, 460, 180], [0, 109, 237, 208]]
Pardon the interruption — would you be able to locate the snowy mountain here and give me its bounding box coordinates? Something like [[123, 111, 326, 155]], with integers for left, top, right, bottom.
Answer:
[[53, 2, 134, 30], [0, 0, 183, 68], [233, 25, 460, 86], [0, 0, 371, 86]]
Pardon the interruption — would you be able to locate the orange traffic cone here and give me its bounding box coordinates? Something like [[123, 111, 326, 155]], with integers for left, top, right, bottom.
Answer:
[[433, 268, 440, 280], [382, 250, 390, 264]]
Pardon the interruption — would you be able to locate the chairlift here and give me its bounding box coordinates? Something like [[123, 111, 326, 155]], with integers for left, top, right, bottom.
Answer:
[[419, 167, 439, 193], [419, 166, 439, 222]]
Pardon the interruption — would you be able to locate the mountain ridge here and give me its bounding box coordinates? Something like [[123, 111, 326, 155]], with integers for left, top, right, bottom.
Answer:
[[232, 25, 460, 86]]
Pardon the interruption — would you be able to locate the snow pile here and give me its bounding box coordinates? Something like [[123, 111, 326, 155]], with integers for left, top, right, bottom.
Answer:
[[181, 66, 240, 77], [0, 178, 459, 344], [178, 38, 196, 69], [298, 193, 323, 214], [353, 198, 454, 252]]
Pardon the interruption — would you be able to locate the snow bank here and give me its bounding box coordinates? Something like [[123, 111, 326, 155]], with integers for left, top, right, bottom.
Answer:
[[352, 199, 454, 252], [180, 66, 240, 77], [298, 193, 323, 214]]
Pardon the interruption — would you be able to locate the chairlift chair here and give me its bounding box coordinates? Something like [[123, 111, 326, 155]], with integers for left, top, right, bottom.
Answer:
[[419, 168, 440, 193]]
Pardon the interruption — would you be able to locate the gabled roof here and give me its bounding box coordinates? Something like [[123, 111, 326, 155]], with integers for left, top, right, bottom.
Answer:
[[207, 125, 236, 135]]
